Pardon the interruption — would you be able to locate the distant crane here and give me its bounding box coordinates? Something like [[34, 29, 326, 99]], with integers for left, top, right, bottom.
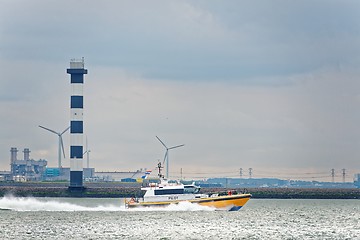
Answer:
[[156, 136, 184, 179], [39, 125, 70, 169]]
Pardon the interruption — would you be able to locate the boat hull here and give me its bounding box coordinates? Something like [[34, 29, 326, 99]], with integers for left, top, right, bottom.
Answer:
[[126, 193, 251, 211], [195, 194, 251, 211]]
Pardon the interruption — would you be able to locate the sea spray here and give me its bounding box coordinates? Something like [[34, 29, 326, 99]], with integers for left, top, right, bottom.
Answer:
[[0, 195, 216, 212], [0, 195, 122, 212], [128, 201, 216, 212]]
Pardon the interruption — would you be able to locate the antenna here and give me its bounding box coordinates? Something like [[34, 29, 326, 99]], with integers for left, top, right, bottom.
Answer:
[[156, 136, 184, 179], [83, 136, 91, 168], [157, 161, 164, 179], [39, 125, 70, 169]]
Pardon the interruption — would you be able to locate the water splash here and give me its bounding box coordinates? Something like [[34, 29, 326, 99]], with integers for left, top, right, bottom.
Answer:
[[0, 195, 216, 212], [0, 195, 123, 212], [129, 201, 216, 212]]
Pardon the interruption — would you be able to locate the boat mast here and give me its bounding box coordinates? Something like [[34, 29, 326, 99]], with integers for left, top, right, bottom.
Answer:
[[157, 161, 164, 179]]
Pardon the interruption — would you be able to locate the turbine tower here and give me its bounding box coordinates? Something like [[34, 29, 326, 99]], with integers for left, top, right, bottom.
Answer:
[[39, 125, 70, 169], [156, 136, 184, 179], [67, 58, 87, 190]]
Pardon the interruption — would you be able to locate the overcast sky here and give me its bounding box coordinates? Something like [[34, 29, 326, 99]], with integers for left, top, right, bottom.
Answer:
[[1, 0, 360, 181]]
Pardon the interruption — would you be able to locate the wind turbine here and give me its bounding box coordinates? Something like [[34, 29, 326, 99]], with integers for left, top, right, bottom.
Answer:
[[156, 136, 184, 179], [39, 125, 70, 169]]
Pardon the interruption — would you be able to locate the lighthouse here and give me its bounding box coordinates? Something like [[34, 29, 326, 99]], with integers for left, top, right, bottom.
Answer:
[[67, 58, 87, 190]]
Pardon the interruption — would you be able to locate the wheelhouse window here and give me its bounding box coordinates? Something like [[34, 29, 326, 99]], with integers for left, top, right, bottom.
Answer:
[[154, 189, 184, 195], [184, 186, 200, 194]]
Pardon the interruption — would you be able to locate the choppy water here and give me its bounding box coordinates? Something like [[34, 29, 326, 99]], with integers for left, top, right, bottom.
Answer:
[[0, 196, 359, 239]]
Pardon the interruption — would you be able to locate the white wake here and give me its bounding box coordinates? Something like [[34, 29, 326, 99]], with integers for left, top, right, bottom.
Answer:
[[129, 200, 216, 212], [0, 195, 122, 212], [0, 195, 215, 212]]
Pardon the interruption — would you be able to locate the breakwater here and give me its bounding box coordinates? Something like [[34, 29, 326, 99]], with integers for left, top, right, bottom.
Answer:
[[0, 182, 359, 199]]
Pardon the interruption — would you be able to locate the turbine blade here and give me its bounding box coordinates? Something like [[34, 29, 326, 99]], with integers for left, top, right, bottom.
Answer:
[[60, 136, 66, 158], [60, 126, 70, 136], [163, 150, 168, 165], [39, 125, 59, 135], [156, 136, 167, 149], [168, 144, 185, 150]]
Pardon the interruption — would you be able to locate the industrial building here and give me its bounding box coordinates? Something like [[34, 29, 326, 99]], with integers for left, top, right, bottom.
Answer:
[[0, 171, 11, 181], [95, 170, 147, 182], [10, 147, 47, 181], [44, 167, 95, 181], [2, 147, 95, 182], [355, 174, 360, 188]]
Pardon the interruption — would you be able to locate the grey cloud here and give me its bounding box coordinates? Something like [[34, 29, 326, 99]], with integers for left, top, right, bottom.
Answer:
[[2, 1, 359, 81]]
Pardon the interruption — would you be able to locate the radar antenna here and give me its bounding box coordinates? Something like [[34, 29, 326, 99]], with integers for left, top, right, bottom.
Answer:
[[157, 161, 164, 179]]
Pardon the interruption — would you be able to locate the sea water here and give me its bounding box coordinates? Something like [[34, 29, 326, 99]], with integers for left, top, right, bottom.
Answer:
[[0, 196, 359, 239]]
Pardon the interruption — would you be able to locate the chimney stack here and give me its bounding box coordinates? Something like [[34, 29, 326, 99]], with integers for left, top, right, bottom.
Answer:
[[10, 147, 18, 162], [23, 148, 31, 161]]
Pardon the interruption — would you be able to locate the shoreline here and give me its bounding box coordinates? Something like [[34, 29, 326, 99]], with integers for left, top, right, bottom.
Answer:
[[1, 182, 359, 199]]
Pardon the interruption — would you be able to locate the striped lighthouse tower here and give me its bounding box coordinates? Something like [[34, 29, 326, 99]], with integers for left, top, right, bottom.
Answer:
[[67, 58, 87, 190]]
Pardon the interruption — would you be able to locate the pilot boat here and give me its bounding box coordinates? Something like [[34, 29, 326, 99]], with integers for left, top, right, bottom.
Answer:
[[125, 162, 251, 211]]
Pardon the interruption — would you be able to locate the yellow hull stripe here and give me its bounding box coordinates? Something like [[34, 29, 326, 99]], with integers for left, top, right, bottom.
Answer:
[[197, 196, 250, 209], [127, 194, 251, 209]]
